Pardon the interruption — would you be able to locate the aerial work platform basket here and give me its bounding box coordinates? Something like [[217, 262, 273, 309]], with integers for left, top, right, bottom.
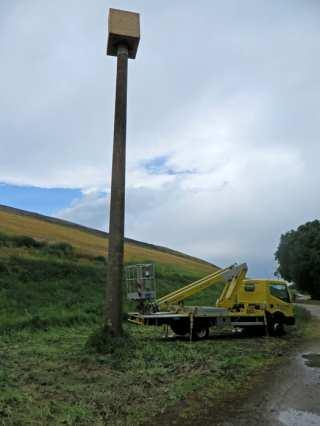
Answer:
[[125, 263, 156, 301]]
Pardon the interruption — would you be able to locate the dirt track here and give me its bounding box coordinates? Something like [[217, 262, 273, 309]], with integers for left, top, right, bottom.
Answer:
[[159, 304, 320, 426], [204, 304, 320, 426]]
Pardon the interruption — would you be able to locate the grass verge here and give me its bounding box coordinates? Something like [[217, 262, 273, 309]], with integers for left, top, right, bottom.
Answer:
[[1, 321, 310, 426]]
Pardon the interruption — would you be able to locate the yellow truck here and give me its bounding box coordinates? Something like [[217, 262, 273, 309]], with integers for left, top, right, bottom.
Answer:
[[127, 263, 295, 339]]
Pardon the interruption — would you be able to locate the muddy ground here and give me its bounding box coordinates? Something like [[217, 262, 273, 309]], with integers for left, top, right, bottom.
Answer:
[[157, 304, 320, 426]]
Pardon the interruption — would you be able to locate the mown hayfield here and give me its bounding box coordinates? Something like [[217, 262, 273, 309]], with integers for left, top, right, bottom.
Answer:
[[0, 206, 216, 275]]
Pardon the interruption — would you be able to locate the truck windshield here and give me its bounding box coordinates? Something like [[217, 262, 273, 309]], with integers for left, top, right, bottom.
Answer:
[[270, 284, 290, 303]]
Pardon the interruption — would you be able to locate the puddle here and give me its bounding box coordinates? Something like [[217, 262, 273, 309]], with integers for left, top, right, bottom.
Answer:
[[302, 353, 320, 368], [279, 409, 320, 426]]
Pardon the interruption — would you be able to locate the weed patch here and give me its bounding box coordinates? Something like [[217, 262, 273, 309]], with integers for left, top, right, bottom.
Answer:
[[86, 326, 135, 355]]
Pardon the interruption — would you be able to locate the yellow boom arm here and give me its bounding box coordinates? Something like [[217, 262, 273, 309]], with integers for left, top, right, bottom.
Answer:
[[156, 263, 248, 310]]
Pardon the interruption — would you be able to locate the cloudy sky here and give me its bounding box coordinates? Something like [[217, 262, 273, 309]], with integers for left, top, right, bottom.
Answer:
[[1, 0, 319, 276]]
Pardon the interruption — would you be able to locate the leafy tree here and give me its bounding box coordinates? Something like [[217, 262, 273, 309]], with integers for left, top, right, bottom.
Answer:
[[275, 220, 320, 299]]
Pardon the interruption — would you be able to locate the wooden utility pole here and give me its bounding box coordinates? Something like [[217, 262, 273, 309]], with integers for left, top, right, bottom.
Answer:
[[105, 9, 140, 336]]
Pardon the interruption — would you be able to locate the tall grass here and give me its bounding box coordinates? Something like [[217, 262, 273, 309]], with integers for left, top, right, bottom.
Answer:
[[0, 233, 219, 334]]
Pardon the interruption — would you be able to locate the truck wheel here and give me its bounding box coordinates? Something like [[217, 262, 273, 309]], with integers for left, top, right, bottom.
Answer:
[[267, 314, 285, 336], [192, 325, 209, 340], [170, 319, 189, 336]]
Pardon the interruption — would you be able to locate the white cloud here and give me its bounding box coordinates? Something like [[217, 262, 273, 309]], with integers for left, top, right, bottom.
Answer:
[[56, 191, 108, 231], [57, 98, 310, 277]]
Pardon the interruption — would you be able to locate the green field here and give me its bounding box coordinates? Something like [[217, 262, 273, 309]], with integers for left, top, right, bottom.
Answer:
[[0, 231, 312, 425]]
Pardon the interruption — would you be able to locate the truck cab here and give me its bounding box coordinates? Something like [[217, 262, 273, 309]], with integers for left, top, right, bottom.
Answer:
[[229, 279, 295, 333], [239, 280, 293, 317]]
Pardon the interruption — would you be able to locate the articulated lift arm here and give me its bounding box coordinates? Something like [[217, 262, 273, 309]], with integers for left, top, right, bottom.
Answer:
[[156, 263, 248, 310]]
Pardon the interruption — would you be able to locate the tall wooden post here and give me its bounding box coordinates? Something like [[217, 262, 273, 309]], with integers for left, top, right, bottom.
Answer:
[[105, 9, 140, 336]]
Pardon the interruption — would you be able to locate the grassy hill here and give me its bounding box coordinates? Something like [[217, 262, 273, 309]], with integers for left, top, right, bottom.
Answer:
[[0, 204, 221, 333], [0, 205, 310, 425], [0, 204, 217, 275], [0, 232, 222, 333]]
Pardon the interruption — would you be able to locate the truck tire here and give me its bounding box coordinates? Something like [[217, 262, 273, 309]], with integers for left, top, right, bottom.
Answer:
[[267, 313, 285, 336], [170, 319, 189, 336], [192, 324, 209, 340]]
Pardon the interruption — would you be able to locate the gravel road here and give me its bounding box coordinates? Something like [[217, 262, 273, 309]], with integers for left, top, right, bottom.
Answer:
[[209, 304, 320, 426]]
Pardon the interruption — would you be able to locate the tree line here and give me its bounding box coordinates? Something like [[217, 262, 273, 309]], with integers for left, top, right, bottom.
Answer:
[[275, 219, 320, 299]]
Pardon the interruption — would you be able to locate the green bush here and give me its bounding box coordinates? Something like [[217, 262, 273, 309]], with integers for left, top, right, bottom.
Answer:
[[94, 256, 106, 263], [11, 235, 45, 248], [275, 220, 320, 299], [0, 233, 46, 249], [0, 259, 9, 273], [86, 326, 135, 355], [45, 242, 74, 257], [0, 233, 10, 246]]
